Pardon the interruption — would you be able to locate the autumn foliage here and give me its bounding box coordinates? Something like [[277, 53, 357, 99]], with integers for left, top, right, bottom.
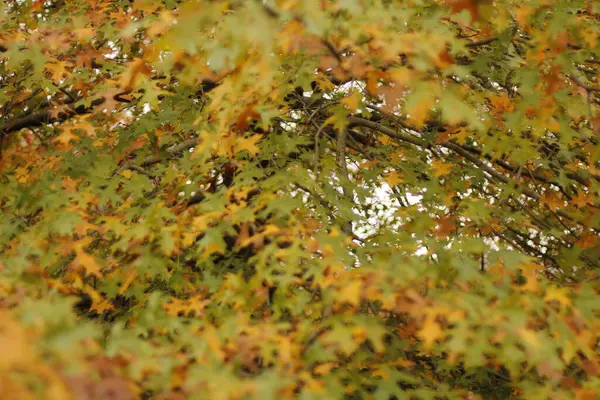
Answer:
[[1, 0, 600, 399]]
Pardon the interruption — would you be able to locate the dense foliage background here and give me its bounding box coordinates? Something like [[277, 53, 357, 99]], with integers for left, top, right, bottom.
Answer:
[[1, 0, 599, 398]]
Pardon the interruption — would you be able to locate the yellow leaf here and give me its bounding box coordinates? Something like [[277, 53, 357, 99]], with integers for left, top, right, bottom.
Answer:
[[202, 241, 225, 259], [406, 92, 436, 126], [562, 340, 576, 364], [384, 171, 404, 187], [234, 134, 262, 156], [262, 224, 280, 236], [314, 73, 336, 92], [45, 60, 70, 83], [418, 315, 444, 348], [181, 232, 197, 247], [518, 328, 540, 349], [431, 160, 453, 177], [53, 129, 78, 146], [341, 90, 362, 112], [61, 176, 79, 192], [390, 150, 404, 163], [389, 67, 414, 86], [90, 299, 115, 314], [581, 28, 598, 48], [119, 271, 138, 295], [74, 28, 94, 41], [192, 211, 221, 232], [70, 251, 103, 277], [314, 362, 337, 376], [338, 280, 362, 307], [69, 119, 96, 137], [519, 263, 540, 292], [0, 312, 33, 371], [544, 287, 571, 307], [452, 127, 470, 143], [164, 295, 210, 317]]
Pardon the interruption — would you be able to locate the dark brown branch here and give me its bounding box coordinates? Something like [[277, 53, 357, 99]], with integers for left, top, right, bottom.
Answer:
[[348, 116, 579, 222], [113, 137, 203, 178], [347, 117, 425, 147], [0, 97, 107, 136], [322, 40, 343, 63], [139, 137, 204, 167], [465, 37, 498, 48], [569, 74, 600, 92], [1, 77, 218, 136]]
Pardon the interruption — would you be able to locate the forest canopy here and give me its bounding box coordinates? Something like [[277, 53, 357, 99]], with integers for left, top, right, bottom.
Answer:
[[0, 0, 599, 399]]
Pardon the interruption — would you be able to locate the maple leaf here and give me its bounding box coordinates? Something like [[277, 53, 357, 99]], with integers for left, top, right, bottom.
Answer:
[[434, 49, 454, 69], [434, 215, 456, 238], [53, 128, 79, 146], [451, 127, 470, 143], [2, 2, 600, 397], [70, 251, 103, 277], [576, 233, 597, 249], [201, 240, 225, 259], [544, 287, 571, 307], [90, 299, 115, 314], [590, 114, 600, 136], [519, 263, 541, 292], [384, 171, 404, 187], [61, 176, 79, 191], [514, 6, 532, 26], [488, 92, 515, 117], [418, 315, 444, 348], [541, 192, 564, 211], [45, 60, 71, 83], [75, 48, 103, 68], [96, 87, 129, 113], [74, 28, 95, 41], [118, 58, 152, 90], [518, 328, 541, 349], [234, 106, 261, 132], [164, 295, 210, 317], [48, 104, 73, 119], [0, 314, 33, 371], [431, 160, 453, 177], [341, 90, 362, 113], [406, 91, 436, 127], [445, 0, 480, 22], [234, 134, 262, 156], [118, 271, 138, 295], [68, 119, 96, 137], [337, 280, 362, 307], [542, 64, 564, 94]]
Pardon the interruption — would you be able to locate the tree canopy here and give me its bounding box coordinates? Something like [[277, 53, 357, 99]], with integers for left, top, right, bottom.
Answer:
[[1, 0, 599, 398]]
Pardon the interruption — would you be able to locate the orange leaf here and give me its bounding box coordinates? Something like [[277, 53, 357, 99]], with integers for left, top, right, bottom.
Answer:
[[445, 0, 479, 22], [434, 215, 456, 238], [541, 192, 564, 211], [119, 58, 152, 90], [235, 106, 261, 132]]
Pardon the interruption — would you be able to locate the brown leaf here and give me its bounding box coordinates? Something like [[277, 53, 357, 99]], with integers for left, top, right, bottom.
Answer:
[[434, 215, 456, 238]]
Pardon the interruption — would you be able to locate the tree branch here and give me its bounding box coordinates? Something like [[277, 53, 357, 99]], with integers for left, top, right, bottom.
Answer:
[[348, 116, 579, 222]]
